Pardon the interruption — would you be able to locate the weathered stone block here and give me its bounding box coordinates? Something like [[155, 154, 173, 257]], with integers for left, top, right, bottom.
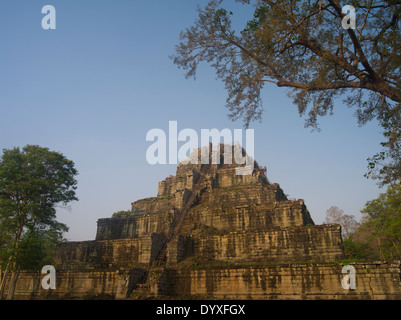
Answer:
[[54, 233, 167, 270], [157, 261, 401, 300], [96, 213, 170, 240], [191, 224, 343, 264]]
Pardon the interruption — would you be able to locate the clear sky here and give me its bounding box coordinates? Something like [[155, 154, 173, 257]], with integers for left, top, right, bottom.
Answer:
[[0, 1, 384, 241]]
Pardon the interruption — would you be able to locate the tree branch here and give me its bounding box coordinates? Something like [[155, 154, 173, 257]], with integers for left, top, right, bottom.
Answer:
[[327, 0, 378, 81]]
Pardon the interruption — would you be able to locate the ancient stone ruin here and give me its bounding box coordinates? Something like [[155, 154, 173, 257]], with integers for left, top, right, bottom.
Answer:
[[9, 144, 401, 299]]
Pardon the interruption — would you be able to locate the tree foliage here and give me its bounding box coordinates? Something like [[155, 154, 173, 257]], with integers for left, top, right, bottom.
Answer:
[[16, 229, 63, 270], [342, 235, 378, 260], [112, 210, 132, 218], [172, 0, 401, 184], [325, 205, 360, 239], [356, 183, 401, 259], [0, 145, 78, 298]]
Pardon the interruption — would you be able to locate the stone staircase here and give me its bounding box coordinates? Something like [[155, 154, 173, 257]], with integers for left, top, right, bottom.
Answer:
[[127, 178, 207, 297], [152, 180, 205, 267]]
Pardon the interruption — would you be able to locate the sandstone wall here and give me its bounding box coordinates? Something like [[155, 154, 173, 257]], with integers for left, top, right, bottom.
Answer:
[[7, 268, 147, 300], [207, 184, 285, 206], [181, 200, 313, 235], [157, 261, 401, 300], [158, 170, 200, 198], [96, 214, 170, 240], [190, 224, 344, 264], [54, 233, 166, 270], [167, 235, 193, 265], [7, 261, 401, 300], [131, 197, 170, 213], [216, 168, 264, 188]]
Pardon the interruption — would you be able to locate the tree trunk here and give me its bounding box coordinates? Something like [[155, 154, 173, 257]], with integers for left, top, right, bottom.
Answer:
[[391, 240, 400, 259], [0, 260, 11, 300], [0, 269, 7, 300], [0, 235, 21, 299], [6, 270, 20, 300]]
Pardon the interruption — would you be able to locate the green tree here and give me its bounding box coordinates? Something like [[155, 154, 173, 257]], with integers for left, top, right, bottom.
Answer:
[[112, 210, 132, 218], [342, 235, 378, 260], [172, 0, 401, 184], [16, 229, 65, 271], [0, 145, 78, 299], [366, 111, 401, 186], [356, 183, 401, 259]]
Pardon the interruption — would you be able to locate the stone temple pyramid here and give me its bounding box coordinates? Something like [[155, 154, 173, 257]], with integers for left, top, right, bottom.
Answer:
[[11, 144, 401, 299]]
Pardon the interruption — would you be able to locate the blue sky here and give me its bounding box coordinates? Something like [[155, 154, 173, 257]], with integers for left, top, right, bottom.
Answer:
[[0, 1, 384, 240]]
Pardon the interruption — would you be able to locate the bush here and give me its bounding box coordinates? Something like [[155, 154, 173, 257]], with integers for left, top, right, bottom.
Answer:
[[112, 210, 132, 218], [343, 236, 379, 261]]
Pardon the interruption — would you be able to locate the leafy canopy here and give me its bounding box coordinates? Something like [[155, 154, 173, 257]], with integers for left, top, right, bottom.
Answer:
[[172, 0, 401, 184], [358, 183, 401, 259], [0, 145, 78, 270]]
